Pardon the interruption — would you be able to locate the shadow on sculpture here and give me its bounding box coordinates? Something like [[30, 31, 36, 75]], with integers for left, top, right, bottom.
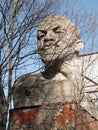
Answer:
[[9, 16, 98, 130]]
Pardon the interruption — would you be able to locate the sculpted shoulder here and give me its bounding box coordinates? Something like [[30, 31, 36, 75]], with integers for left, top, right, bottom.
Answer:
[[14, 73, 44, 88], [13, 73, 47, 107]]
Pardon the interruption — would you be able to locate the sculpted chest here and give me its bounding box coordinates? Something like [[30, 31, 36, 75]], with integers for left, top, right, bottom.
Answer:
[[13, 73, 77, 108]]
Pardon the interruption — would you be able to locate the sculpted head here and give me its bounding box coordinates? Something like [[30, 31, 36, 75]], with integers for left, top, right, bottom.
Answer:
[[37, 16, 84, 63]]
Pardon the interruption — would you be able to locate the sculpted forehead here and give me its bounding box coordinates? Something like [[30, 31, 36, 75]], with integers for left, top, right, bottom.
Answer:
[[39, 16, 73, 28], [38, 16, 79, 36], [38, 16, 68, 29]]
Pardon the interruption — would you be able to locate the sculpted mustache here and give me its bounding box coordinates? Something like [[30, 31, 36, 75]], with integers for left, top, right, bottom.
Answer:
[[38, 39, 64, 51], [38, 45, 70, 52], [38, 49, 72, 56]]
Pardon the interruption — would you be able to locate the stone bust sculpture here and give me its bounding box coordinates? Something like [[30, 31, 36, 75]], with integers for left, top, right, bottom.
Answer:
[[13, 16, 84, 108]]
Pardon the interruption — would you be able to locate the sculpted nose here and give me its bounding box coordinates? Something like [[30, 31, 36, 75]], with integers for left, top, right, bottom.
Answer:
[[44, 30, 56, 43]]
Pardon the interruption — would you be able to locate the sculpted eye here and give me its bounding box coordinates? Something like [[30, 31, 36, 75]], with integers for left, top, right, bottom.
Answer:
[[38, 30, 47, 40], [53, 26, 61, 33], [53, 26, 65, 36], [40, 30, 47, 34]]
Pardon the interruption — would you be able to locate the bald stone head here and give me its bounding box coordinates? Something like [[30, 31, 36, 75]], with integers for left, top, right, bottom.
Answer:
[[37, 16, 84, 63]]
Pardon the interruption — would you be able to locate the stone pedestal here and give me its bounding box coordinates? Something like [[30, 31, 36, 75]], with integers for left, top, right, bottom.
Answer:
[[10, 101, 98, 130]]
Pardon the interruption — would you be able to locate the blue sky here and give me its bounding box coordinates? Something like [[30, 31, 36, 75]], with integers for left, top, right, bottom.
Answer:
[[81, 0, 98, 13], [62, 0, 98, 14], [78, 0, 98, 53]]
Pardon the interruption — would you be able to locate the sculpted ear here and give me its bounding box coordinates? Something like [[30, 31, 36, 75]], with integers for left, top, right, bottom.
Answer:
[[75, 39, 84, 52]]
